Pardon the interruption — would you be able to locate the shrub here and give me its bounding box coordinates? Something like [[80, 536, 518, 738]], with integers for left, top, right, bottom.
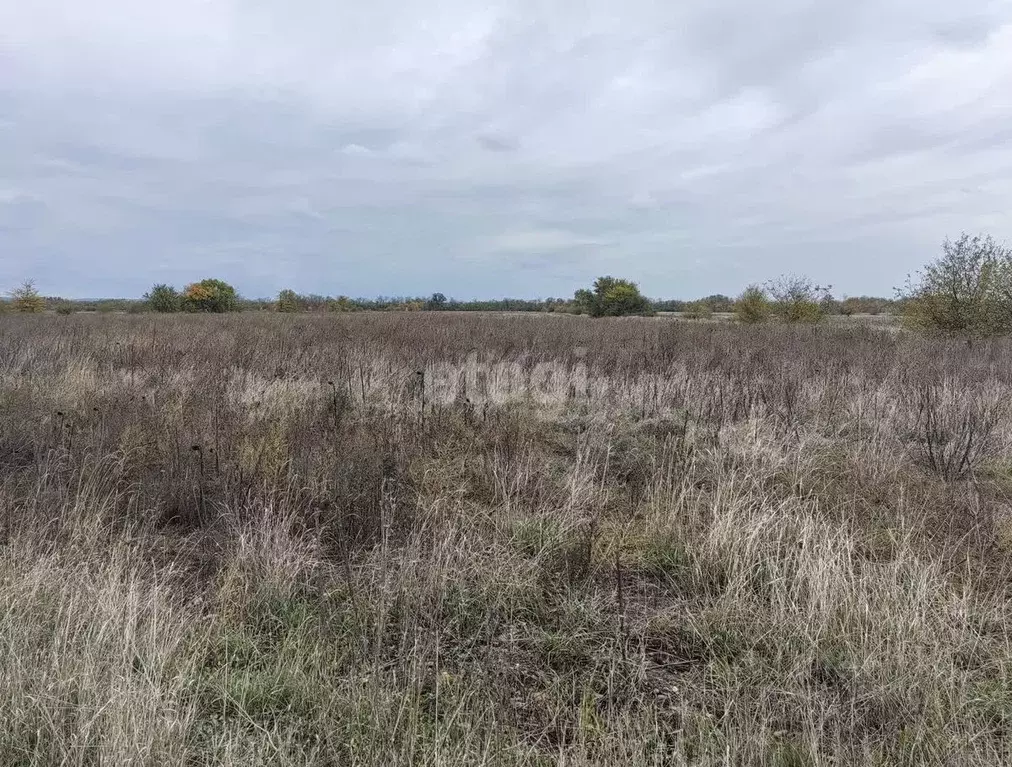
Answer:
[[145, 284, 180, 313], [276, 289, 303, 313], [682, 301, 713, 321], [182, 279, 239, 313], [899, 233, 1012, 339], [734, 285, 771, 324], [10, 280, 45, 314], [326, 296, 356, 313], [904, 379, 1006, 480], [766, 274, 829, 324]]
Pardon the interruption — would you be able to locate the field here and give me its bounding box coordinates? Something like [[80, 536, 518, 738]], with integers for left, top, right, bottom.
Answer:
[[2, 312, 1012, 765]]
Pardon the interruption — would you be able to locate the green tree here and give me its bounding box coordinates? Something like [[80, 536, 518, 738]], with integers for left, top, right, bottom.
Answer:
[[145, 284, 180, 313], [573, 288, 595, 315], [182, 279, 239, 313], [899, 233, 1012, 338], [11, 280, 45, 313], [326, 296, 356, 312], [734, 285, 771, 324], [276, 289, 303, 313], [573, 277, 652, 317]]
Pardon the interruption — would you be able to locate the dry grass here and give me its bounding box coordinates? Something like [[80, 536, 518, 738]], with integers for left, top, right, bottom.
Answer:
[[2, 312, 1012, 765]]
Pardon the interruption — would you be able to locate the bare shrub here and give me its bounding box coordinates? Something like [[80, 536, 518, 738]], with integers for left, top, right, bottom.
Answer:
[[902, 378, 1007, 480]]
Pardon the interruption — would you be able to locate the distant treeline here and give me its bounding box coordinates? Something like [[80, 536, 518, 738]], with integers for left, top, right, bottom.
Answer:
[[11, 233, 1009, 341], [654, 294, 898, 316], [24, 292, 898, 315]]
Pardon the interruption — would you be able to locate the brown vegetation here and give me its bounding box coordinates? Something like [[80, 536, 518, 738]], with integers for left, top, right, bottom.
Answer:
[[2, 312, 1012, 765]]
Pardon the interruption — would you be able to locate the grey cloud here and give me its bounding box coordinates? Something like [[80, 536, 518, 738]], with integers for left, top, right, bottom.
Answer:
[[476, 130, 520, 153], [934, 15, 999, 48], [483, 229, 611, 254], [1, 1, 1011, 299]]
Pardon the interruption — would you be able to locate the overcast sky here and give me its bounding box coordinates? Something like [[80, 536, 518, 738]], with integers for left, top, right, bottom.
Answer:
[[2, 1, 1012, 300]]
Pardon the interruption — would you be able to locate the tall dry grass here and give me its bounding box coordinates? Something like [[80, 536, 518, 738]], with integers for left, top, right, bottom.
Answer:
[[1, 312, 1012, 765]]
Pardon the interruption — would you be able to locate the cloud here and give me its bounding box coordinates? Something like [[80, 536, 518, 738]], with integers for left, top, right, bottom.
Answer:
[[484, 229, 610, 254], [476, 129, 520, 153], [1, 1, 1011, 299], [340, 144, 373, 157]]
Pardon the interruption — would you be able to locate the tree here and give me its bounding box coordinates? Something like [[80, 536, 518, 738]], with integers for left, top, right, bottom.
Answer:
[[276, 289, 303, 313], [573, 276, 652, 317], [425, 292, 448, 311], [326, 296, 356, 312], [182, 279, 238, 313], [145, 284, 180, 313], [10, 280, 45, 313], [765, 274, 829, 324], [899, 233, 1012, 338], [819, 292, 841, 316], [734, 285, 772, 324]]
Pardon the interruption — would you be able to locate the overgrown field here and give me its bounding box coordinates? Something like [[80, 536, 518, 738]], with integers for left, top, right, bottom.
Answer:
[[2, 313, 1012, 765]]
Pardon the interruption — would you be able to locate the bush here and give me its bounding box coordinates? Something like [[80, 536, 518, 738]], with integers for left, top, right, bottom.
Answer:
[[574, 276, 652, 317], [734, 285, 771, 324], [766, 274, 829, 324], [326, 296, 356, 313], [276, 289, 303, 313], [145, 284, 180, 313], [10, 280, 45, 314], [682, 301, 713, 320], [907, 380, 1006, 480], [899, 233, 1012, 339], [182, 279, 239, 313]]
